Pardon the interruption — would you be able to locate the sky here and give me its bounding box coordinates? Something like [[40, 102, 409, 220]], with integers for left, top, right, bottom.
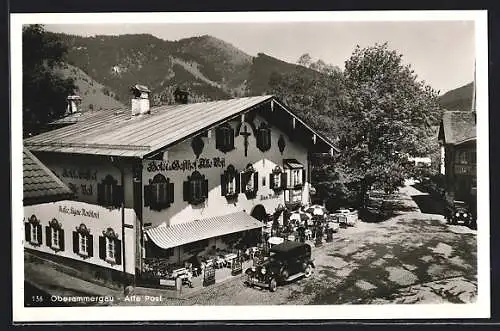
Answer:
[[45, 20, 475, 94]]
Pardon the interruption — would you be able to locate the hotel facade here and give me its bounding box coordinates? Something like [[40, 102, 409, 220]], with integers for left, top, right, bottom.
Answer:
[[23, 87, 338, 285]]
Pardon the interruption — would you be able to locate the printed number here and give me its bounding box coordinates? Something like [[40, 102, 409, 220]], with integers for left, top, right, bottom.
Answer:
[[32, 295, 43, 303]]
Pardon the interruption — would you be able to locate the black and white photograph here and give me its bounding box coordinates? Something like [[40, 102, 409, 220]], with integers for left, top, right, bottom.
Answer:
[[11, 11, 489, 321]]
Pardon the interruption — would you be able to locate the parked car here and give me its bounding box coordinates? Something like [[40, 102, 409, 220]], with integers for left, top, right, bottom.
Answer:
[[244, 241, 315, 292], [447, 200, 476, 228]]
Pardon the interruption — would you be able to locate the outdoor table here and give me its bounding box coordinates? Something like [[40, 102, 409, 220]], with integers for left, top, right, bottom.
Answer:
[[224, 253, 238, 267], [171, 267, 187, 278], [215, 256, 226, 268]]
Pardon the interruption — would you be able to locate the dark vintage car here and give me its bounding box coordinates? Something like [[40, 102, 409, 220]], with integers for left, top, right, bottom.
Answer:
[[244, 242, 315, 292], [447, 200, 476, 228]]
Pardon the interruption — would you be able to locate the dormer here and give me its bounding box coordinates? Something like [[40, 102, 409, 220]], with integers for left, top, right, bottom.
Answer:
[[131, 84, 151, 116], [65, 95, 82, 115]]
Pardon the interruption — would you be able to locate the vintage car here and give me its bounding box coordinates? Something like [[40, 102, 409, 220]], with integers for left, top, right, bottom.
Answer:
[[447, 200, 475, 228], [244, 241, 314, 292]]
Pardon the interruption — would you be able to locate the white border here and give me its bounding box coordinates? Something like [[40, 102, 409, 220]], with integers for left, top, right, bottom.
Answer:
[[11, 10, 489, 322]]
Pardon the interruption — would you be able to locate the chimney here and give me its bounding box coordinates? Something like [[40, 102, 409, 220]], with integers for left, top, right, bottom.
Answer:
[[66, 95, 82, 115], [131, 84, 151, 116], [174, 87, 189, 104]]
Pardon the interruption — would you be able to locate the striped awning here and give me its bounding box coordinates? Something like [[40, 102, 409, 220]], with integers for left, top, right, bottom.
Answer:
[[145, 211, 264, 249]]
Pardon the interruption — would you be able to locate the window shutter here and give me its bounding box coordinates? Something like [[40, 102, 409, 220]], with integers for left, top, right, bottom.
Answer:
[[281, 172, 287, 189], [73, 231, 79, 254], [235, 172, 241, 193], [114, 185, 124, 208], [46, 226, 51, 246], [25, 223, 30, 242], [220, 174, 227, 196], [253, 172, 259, 192], [168, 182, 175, 204], [143, 184, 151, 207], [88, 235, 94, 257], [302, 169, 306, 184], [97, 183, 104, 204], [115, 239, 122, 265], [183, 181, 190, 201], [37, 224, 43, 245], [240, 172, 247, 193], [215, 127, 222, 149], [99, 236, 106, 260], [229, 128, 235, 150], [203, 179, 209, 198], [59, 229, 65, 251], [269, 173, 274, 189]]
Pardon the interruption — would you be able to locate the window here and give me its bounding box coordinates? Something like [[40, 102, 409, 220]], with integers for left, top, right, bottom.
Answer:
[[184, 171, 208, 205], [215, 123, 235, 153], [144, 174, 174, 211], [241, 164, 259, 198], [457, 151, 469, 165], [256, 122, 271, 152], [99, 228, 122, 265], [46, 218, 65, 251], [98, 175, 123, 208], [73, 224, 93, 258], [285, 189, 303, 209], [283, 159, 305, 188], [221, 165, 240, 199], [24, 215, 42, 246], [269, 166, 285, 191]]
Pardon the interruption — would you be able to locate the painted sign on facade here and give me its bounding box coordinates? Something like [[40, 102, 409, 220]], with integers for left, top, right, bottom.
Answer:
[[145, 157, 226, 173]]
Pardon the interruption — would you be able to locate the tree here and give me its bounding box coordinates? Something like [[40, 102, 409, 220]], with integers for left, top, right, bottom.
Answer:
[[23, 24, 77, 137], [337, 43, 441, 204]]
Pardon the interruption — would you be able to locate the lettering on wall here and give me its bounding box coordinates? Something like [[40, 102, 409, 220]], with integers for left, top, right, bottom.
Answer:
[[260, 193, 281, 201], [146, 157, 226, 173], [60, 168, 98, 196], [59, 205, 100, 219]]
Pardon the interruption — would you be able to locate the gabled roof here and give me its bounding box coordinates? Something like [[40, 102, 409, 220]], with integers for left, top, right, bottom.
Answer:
[[23, 147, 73, 206], [48, 107, 125, 126], [438, 111, 476, 145], [24, 95, 339, 157]]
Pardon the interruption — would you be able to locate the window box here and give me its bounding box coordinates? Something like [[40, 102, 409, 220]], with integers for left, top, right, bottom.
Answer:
[[215, 123, 235, 153], [73, 224, 93, 259], [46, 218, 65, 252], [25, 215, 42, 247], [144, 174, 175, 211], [221, 165, 240, 200], [184, 171, 208, 205], [99, 228, 122, 266], [97, 175, 124, 208]]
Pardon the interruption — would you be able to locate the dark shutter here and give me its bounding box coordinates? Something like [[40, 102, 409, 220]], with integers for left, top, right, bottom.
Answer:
[[269, 173, 274, 189], [281, 172, 287, 189], [99, 236, 106, 260], [302, 169, 306, 184], [215, 127, 222, 149], [253, 172, 259, 192], [203, 179, 209, 198], [25, 223, 30, 242], [143, 184, 151, 207], [115, 239, 122, 265], [168, 182, 175, 204], [235, 172, 241, 193], [73, 231, 79, 253], [114, 185, 124, 208], [37, 224, 43, 245], [46, 226, 51, 247], [59, 229, 65, 251], [240, 173, 247, 193], [97, 183, 104, 204], [183, 181, 190, 201], [229, 128, 235, 150], [87, 235, 94, 257], [220, 174, 227, 196]]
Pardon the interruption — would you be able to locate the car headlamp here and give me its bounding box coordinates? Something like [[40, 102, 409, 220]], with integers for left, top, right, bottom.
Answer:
[[261, 267, 267, 275], [464, 213, 468, 217], [455, 212, 460, 217], [251, 266, 256, 272]]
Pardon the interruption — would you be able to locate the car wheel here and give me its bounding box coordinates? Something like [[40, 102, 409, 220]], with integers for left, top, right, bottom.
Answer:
[[269, 278, 277, 292], [304, 265, 313, 278], [281, 269, 289, 281]]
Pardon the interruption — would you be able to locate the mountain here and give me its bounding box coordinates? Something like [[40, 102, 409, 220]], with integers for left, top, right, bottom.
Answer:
[[50, 32, 319, 107], [438, 82, 474, 111]]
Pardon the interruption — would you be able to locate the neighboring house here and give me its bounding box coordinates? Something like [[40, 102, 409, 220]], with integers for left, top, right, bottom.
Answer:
[[23, 86, 338, 284], [438, 111, 477, 214]]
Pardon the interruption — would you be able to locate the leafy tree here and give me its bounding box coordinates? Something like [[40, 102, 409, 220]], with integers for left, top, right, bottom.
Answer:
[[337, 43, 441, 204], [23, 24, 76, 136]]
